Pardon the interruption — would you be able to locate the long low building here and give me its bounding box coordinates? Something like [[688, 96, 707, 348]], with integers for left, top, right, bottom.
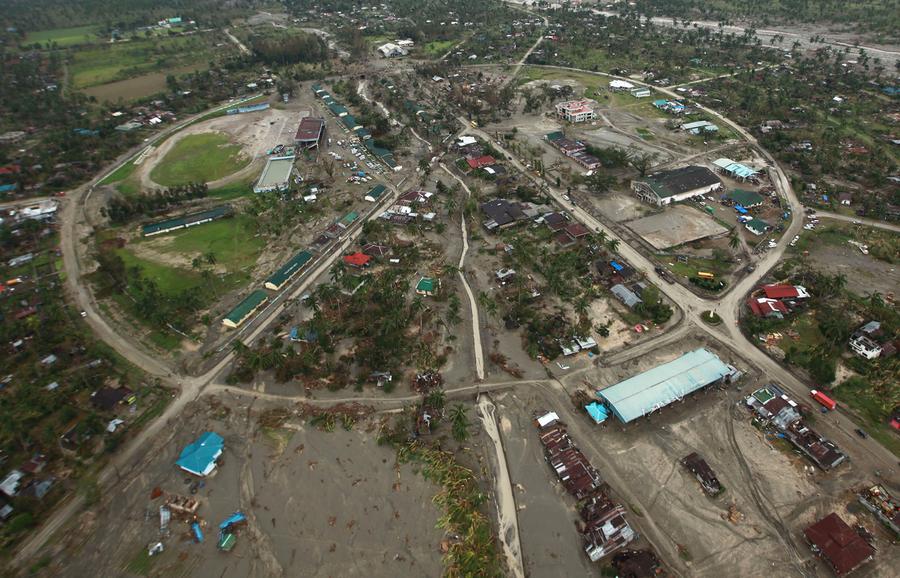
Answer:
[[254, 155, 295, 193], [631, 165, 722, 206], [295, 117, 325, 149], [265, 250, 314, 291], [597, 348, 734, 423], [222, 289, 269, 328], [142, 205, 233, 236]]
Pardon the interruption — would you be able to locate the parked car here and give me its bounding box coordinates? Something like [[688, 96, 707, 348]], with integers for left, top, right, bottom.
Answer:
[[855, 428, 868, 439]]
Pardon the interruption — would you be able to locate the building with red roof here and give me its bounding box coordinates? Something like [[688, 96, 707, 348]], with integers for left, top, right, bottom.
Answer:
[[466, 155, 496, 170], [294, 117, 325, 149], [762, 284, 810, 300], [342, 252, 371, 268], [747, 297, 789, 318], [804, 513, 874, 576]]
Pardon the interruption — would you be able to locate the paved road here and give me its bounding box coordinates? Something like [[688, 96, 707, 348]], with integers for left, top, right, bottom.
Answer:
[[17, 51, 899, 571], [814, 210, 900, 233]]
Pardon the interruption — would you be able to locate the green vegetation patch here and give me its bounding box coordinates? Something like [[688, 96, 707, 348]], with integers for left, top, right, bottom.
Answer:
[[150, 133, 249, 187], [423, 39, 457, 58], [26, 25, 102, 47], [145, 214, 264, 273]]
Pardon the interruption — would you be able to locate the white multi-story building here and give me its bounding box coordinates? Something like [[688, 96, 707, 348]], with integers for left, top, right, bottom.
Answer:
[[555, 99, 596, 123]]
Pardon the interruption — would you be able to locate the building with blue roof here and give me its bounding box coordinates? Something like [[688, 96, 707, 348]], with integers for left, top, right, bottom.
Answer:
[[597, 348, 733, 423], [585, 402, 609, 424], [176, 432, 224, 476], [713, 158, 759, 182]]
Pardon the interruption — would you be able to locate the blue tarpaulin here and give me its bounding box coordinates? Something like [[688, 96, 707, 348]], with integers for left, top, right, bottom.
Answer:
[[735, 205, 748, 214], [192, 522, 204, 543], [610, 261, 624, 272], [585, 402, 609, 424], [219, 512, 246, 531]]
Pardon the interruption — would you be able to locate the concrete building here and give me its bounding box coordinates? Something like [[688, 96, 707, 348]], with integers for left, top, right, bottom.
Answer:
[[555, 99, 597, 123], [596, 348, 734, 423], [378, 43, 408, 57], [713, 157, 759, 182], [631, 165, 722, 206]]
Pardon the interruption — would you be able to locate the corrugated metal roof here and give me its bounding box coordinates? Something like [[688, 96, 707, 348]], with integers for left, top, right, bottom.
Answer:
[[597, 348, 730, 423], [224, 290, 268, 327], [265, 251, 313, 290]]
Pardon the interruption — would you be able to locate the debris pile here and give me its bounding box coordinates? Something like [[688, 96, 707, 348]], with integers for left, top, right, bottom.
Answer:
[[412, 371, 443, 393], [489, 352, 523, 378], [534, 411, 638, 562], [722, 502, 743, 524]]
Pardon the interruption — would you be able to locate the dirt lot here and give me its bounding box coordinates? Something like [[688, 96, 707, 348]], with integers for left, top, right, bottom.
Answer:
[[136, 107, 300, 190], [497, 333, 900, 577], [628, 205, 729, 250], [803, 235, 900, 298], [592, 192, 654, 222], [40, 395, 445, 578]]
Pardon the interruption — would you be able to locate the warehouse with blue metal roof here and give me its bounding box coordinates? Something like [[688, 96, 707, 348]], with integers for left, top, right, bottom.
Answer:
[[596, 348, 733, 423]]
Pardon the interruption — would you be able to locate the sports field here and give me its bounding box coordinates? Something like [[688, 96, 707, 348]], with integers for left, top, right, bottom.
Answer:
[[150, 133, 250, 187]]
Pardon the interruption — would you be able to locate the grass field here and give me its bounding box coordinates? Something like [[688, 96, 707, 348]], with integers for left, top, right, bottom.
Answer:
[[209, 178, 254, 200], [25, 25, 102, 47], [149, 132, 249, 187], [148, 214, 264, 272], [423, 39, 457, 58]]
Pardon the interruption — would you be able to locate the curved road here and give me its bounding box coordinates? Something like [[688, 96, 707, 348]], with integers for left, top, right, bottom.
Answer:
[[16, 40, 899, 571]]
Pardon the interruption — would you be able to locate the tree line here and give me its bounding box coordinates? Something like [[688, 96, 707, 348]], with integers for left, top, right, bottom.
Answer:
[[101, 182, 208, 224]]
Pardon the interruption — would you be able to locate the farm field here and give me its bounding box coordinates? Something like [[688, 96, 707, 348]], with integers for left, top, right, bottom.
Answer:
[[82, 65, 203, 102], [69, 34, 222, 89], [149, 133, 250, 187], [25, 25, 102, 47]]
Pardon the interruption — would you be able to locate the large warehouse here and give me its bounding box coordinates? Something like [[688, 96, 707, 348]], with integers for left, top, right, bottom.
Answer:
[[294, 117, 325, 149], [222, 290, 268, 328], [141, 205, 233, 237], [631, 165, 722, 206], [253, 155, 295, 193], [596, 348, 734, 423], [265, 250, 314, 291]]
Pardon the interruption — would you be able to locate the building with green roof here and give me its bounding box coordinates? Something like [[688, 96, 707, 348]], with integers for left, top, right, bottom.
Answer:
[[340, 211, 359, 226], [265, 250, 314, 291], [223, 290, 269, 328], [415, 276, 438, 296], [724, 189, 764, 208], [142, 205, 233, 237], [365, 184, 386, 202]]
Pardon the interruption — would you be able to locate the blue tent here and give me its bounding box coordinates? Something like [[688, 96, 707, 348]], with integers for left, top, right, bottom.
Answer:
[[610, 261, 624, 272], [734, 205, 748, 215], [176, 432, 224, 477]]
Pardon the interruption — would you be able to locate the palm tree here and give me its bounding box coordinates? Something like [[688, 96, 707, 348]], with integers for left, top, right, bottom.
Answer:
[[204, 251, 217, 266], [729, 229, 740, 249], [606, 238, 620, 252], [304, 293, 320, 313], [450, 404, 469, 442]]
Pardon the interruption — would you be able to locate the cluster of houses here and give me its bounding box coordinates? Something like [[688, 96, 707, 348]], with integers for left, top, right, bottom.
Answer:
[[534, 412, 636, 562], [378, 188, 436, 225], [377, 39, 414, 58], [454, 135, 508, 179], [746, 283, 810, 319], [111, 104, 177, 133], [746, 385, 847, 470], [1, 454, 52, 522], [545, 131, 601, 170]]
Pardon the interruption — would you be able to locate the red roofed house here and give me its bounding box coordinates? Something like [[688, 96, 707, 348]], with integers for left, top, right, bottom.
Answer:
[[564, 222, 591, 241], [762, 284, 810, 300], [342, 252, 372, 268], [804, 513, 874, 576], [466, 156, 496, 170], [747, 297, 789, 319]]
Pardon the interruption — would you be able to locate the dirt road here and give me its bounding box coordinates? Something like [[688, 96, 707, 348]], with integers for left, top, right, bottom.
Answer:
[[441, 163, 485, 380], [477, 395, 525, 578]]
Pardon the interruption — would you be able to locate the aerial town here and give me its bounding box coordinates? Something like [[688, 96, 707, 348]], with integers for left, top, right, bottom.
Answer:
[[0, 0, 898, 576]]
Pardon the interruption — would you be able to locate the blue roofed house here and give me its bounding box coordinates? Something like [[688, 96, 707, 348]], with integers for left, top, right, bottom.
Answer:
[[177, 432, 224, 477]]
